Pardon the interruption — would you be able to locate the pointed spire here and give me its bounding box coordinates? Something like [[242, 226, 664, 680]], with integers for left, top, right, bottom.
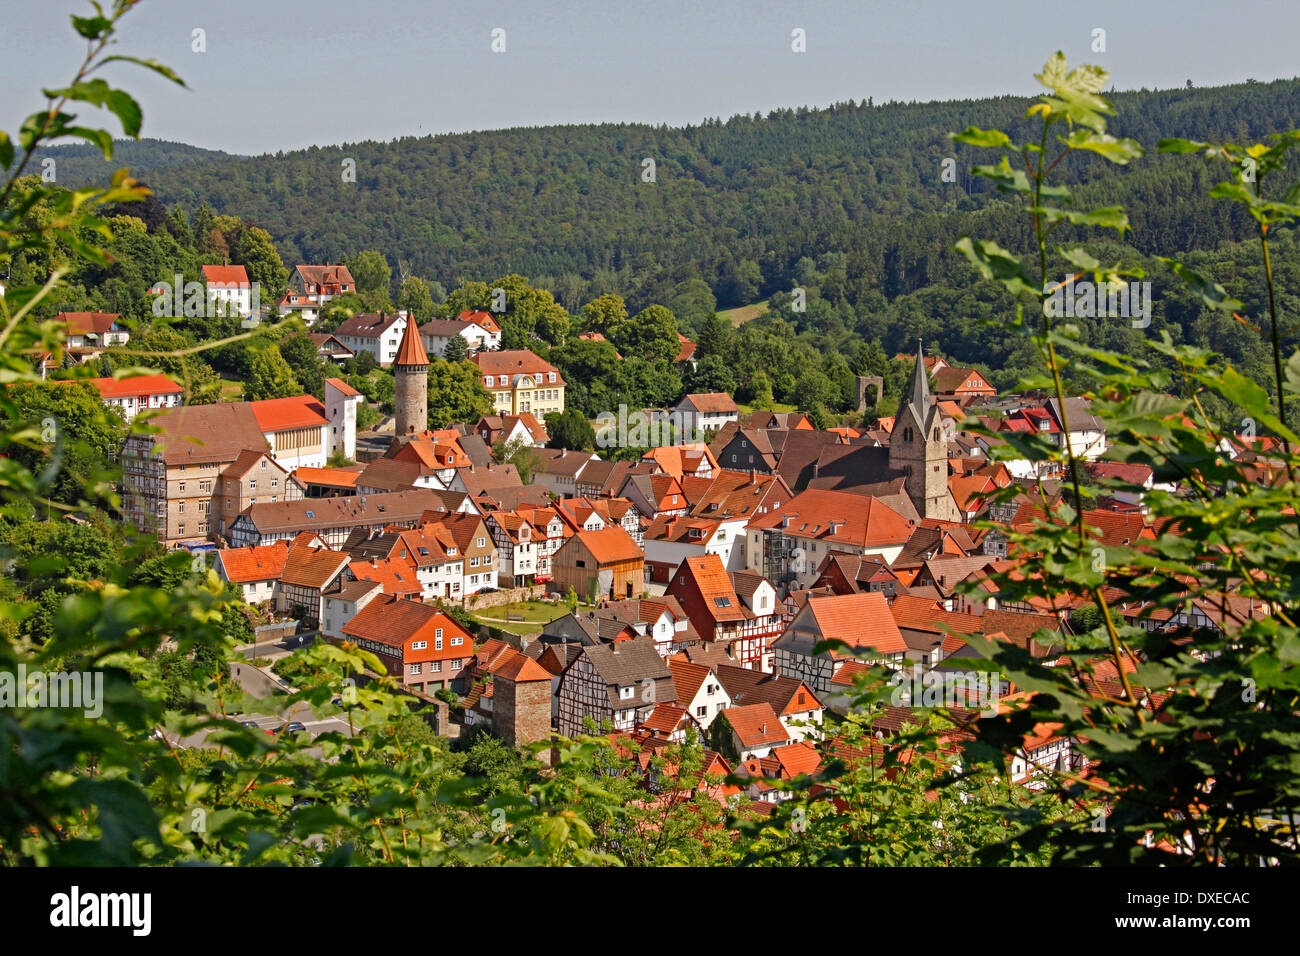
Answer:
[[906, 338, 931, 419], [395, 313, 428, 367]]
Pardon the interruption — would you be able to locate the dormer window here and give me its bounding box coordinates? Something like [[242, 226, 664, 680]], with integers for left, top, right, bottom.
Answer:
[[548, 372, 556, 383], [485, 375, 494, 387]]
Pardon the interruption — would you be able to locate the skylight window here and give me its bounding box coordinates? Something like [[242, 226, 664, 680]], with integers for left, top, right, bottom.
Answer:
[[714, 597, 731, 608]]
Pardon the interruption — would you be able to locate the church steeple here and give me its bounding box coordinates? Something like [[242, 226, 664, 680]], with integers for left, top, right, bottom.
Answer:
[[905, 339, 931, 420]]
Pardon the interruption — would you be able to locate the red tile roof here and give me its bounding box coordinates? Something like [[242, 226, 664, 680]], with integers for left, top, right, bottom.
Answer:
[[90, 373, 183, 399], [56, 311, 122, 336], [325, 377, 361, 398], [748, 489, 914, 547], [470, 349, 565, 387], [724, 702, 789, 748], [572, 526, 643, 565], [807, 592, 908, 655], [349, 557, 422, 596], [217, 540, 289, 583], [250, 395, 330, 432], [201, 264, 250, 286], [293, 467, 361, 489]]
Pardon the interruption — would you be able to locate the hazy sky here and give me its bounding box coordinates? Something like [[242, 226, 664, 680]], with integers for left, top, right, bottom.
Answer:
[[2, 0, 1296, 156]]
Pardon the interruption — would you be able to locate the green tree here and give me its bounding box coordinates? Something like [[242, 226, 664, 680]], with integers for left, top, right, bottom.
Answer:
[[397, 275, 436, 320], [244, 346, 301, 400], [279, 331, 326, 397], [545, 408, 596, 450], [427, 358, 492, 428], [231, 225, 289, 299], [442, 334, 470, 362], [581, 293, 628, 334]]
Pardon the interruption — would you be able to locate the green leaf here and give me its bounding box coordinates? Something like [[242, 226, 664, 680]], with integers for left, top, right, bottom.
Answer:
[[106, 89, 142, 138], [70, 14, 112, 40], [1158, 137, 1210, 154], [955, 237, 1038, 297], [1157, 257, 1243, 312], [952, 126, 1013, 149], [100, 56, 188, 89], [0, 130, 11, 170], [1062, 130, 1144, 164]]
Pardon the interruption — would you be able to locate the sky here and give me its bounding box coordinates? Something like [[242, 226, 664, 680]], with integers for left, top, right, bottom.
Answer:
[[1, 0, 1296, 157]]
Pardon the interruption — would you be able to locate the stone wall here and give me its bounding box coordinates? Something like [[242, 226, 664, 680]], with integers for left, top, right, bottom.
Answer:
[[461, 584, 549, 611]]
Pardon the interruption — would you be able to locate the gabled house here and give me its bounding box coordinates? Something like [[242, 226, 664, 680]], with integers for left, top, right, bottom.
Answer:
[[276, 534, 352, 625], [333, 311, 409, 367], [746, 488, 915, 589], [666, 657, 732, 730], [551, 526, 645, 602], [419, 311, 502, 356], [202, 265, 254, 318], [712, 702, 789, 761], [57, 311, 130, 348], [214, 539, 289, 605], [339, 594, 475, 694], [672, 393, 739, 437], [772, 591, 907, 695], [289, 264, 355, 302], [714, 664, 823, 741], [556, 636, 676, 737]]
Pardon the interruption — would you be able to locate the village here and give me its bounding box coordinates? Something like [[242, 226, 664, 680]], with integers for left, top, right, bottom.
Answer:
[[38, 260, 1279, 820]]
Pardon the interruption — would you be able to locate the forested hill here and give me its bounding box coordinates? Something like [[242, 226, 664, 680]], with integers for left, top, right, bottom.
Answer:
[[51, 77, 1300, 313], [35, 139, 239, 184]]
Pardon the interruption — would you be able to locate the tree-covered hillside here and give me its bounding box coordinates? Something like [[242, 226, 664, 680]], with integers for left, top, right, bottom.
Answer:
[[53, 79, 1300, 316]]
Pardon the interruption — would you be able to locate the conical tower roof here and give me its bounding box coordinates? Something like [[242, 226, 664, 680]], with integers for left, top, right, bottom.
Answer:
[[395, 314, 429, 367]]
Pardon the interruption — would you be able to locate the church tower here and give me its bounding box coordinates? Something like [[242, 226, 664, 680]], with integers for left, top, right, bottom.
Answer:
[[393, 315, 429, 438], [888, 342, 959, 521]]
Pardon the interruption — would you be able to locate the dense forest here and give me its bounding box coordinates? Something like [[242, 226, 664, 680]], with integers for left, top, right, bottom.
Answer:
[[26, 76, 1300, 415]]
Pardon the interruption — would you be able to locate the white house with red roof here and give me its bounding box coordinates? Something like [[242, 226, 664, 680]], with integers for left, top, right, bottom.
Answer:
[[90, 373, 183, 422], [419, 310, 502, 356], [201, 265, 254, 318], [213, 540, 290, 604], [248, 378, 361, 471]]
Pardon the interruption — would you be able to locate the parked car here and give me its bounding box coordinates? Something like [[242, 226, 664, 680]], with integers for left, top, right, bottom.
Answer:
[[266, 721, 307, 735]]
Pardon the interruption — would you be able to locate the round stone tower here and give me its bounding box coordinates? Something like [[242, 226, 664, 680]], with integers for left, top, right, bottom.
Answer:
[[393, 314, 429, 438]]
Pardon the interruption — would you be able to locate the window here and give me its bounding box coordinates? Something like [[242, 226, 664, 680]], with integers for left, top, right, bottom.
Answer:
[[477, 537, 486, 548], [485, 375, 494, 387], [619, 686, 634, 700], [249, 480, 256, 490], [178, 482, 185, 492], [435, 636, 443, 650], [410, 663, 422, 674], [451, 636, 463, 646], [412, 640, 427, 649], [450, 660, 461, 671], [431, 661, 441, 672], [696, 706, 707, 717], [435, 628, 443, 640]]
